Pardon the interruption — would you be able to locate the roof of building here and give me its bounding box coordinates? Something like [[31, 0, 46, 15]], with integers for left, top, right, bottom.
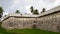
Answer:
[[1, 5, 60, 22]]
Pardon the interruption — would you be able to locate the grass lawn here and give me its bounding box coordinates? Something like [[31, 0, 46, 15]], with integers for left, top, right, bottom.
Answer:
[[0, 27, 60, 34]]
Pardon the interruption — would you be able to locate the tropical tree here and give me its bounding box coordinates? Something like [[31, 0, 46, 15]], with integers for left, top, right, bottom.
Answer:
[[4, 15, 6, 17], [25, 13, 27, 15], [30, 6, 34, 13], [30, 6, 39, 15], [0, 7, 3, 23], [0, 7, 3, 18], [33, 9, 39, 15], [15, 10, 20, 13], [41, 8, 46, 13], [20, 14, 22, 15]]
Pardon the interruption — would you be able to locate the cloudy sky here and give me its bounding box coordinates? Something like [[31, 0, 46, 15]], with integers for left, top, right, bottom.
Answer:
[[0, 0, 60, 15]]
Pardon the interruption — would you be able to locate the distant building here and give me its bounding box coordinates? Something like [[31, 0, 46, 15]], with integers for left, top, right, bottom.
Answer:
[[1, 6, 60, 32]]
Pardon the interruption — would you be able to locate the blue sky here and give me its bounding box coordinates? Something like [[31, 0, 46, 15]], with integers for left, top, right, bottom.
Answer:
[[0, 0, 60, 15]]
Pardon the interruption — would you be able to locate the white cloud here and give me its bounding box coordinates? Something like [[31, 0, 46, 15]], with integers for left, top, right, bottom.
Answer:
[[2, 0, 60, 15], [25, 5, 32, 13]]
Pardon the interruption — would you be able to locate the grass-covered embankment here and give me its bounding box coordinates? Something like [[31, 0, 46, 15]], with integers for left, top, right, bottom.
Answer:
[[0, 28, 60, 34]]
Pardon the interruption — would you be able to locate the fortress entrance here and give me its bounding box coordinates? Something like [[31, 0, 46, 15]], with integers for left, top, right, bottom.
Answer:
[[33, 24, 37, 28], [57, 25, 60, 32], [33, 21, 37, 28]]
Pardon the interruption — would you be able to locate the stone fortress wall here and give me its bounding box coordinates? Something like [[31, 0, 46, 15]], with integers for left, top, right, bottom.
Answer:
[[37, 11, 60, 32]]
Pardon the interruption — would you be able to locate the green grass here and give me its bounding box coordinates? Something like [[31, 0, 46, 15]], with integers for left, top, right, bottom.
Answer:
[[0, 27, 60, 34]]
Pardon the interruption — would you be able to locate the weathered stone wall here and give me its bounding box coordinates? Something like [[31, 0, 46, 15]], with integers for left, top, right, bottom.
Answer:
[[1, 11, 60, 32], [37, 12, 60, 32], [1, 17, 37, 29]]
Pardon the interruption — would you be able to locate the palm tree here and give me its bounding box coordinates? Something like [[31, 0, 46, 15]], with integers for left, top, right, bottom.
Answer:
[[30, 6, 34, 13], [33, 9, 39, 15], [30, 6, 39, 15], [0, 7, 3, 18], [41, 8, 46, 13], [25, 13, 27, 15], [0, 7, 3, 26], [0, 7, 4, 22], [15, 10, 20, 13], [4, 15, 6, 17]]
